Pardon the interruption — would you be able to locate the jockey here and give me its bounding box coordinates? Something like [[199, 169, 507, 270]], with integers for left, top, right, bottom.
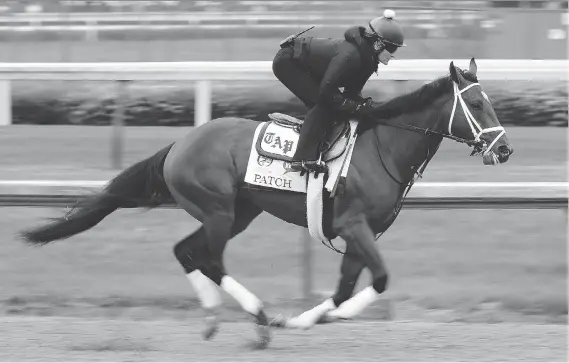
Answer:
[[272, 9, 406, 174]]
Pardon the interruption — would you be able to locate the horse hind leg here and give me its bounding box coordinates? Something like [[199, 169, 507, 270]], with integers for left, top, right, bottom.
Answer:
[[199, 200, 271, 349], [173, 227, 222, 340], [224, 201, 272, 348]]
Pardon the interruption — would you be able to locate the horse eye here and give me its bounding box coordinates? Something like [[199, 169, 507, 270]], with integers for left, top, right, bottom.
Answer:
[[472, 101, 483, 109]]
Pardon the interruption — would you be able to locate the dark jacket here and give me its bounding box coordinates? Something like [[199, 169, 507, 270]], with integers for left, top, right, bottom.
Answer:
[[292, 26, 378, 112]]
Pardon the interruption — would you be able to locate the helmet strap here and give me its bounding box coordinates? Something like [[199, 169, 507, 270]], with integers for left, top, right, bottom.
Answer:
[[368, 21, 380, 38]]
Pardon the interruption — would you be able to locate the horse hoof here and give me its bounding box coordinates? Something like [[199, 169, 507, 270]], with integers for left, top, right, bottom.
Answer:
[[202, 315, 219, 340], [319, 311, 350, 324], [270, 313, 317, 330], [248, 310, 271, 349], [269, 313, 289, 328], [253, 324, 271, 350], [317, 313, 338, 324]]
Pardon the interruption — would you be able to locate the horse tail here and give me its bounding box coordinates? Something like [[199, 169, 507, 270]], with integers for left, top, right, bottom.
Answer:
[[20, 143, 175, 246]]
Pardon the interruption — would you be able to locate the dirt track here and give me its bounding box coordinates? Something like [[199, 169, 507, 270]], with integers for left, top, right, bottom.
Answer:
[[1, 316, 565, 361]]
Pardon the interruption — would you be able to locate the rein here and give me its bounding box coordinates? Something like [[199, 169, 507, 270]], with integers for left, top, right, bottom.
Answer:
[[370, 116, 482, 148]]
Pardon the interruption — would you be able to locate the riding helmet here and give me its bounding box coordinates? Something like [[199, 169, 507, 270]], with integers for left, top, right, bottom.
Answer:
[[368, 9, 406, 48]]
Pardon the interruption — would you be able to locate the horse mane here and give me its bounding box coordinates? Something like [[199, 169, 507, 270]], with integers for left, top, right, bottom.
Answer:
[[369, 69, 479, 121]]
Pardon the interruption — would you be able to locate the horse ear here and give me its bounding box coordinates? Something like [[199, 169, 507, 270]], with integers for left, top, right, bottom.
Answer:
[[449, 61, 460, 84], [469, 57, 478, 76]]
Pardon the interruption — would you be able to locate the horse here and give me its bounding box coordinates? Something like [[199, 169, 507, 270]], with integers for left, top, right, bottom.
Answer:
[[20, 58, 513, 349]]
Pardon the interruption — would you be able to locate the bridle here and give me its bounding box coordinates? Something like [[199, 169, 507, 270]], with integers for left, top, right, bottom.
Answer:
[[448, 82, 506, 156]]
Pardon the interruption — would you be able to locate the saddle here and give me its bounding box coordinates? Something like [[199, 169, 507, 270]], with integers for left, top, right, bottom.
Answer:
[[254, 112, 352, 164]]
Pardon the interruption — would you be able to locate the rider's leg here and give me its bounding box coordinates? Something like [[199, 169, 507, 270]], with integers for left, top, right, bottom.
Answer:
[[292, 104, 332, 165], [273, 48, 334, 173], [272, 46, 319, 109]]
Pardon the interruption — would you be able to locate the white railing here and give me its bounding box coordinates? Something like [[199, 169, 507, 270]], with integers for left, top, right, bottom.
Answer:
[[1, 59, 566, 81], [0, 59, 566, 167], [1, 180, 566, 198], [1, 59, 567, 122]]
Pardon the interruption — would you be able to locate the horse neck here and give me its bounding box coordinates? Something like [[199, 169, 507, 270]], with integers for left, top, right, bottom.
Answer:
[[370, 91, 450, 181]]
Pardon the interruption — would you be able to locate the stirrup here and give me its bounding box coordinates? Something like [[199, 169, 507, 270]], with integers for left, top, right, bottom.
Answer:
[[284, 160, 327, 176], [302, 160, 328, 175], [283, 161, 305, 175]]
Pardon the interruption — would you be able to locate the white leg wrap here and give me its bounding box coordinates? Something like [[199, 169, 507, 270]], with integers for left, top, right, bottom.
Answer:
[[186, 270, 222, 310], [286, 298, 336, 329], [327, 286, 379, 319], [220, 276, 263, 315]]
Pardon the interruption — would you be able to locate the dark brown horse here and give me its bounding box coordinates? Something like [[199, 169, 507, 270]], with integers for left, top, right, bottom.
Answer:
[[21, 59, 513, 349]]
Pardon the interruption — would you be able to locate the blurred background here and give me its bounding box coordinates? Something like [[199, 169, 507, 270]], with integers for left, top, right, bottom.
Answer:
[[0, 0, 565, 61], [0, 1, 567, 349]]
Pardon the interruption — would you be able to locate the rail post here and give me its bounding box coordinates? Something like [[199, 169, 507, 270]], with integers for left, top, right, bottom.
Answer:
[[111, 80, 129, 170], [0, 80, 11, 126], [194, 80, 212, 127], [301, 230, 314, 300]]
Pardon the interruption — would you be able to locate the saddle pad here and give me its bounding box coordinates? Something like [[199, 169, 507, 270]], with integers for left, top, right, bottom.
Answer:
[[245, 122, 307, 193]]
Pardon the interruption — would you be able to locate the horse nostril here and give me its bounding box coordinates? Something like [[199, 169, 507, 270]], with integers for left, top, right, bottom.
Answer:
[[498, 145, 511, 155]]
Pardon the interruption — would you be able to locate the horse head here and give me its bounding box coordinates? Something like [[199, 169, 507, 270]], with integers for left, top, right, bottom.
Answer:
[[446, 58, 514, 165]]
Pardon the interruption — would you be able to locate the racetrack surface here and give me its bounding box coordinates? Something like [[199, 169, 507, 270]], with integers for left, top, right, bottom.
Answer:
[[1, 316, 566, 361]]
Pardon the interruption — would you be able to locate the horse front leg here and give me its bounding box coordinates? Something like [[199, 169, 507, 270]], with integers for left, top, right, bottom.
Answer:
[[322, 243, 367, 322], [273, 242, 366, 329], [284, 217, 387, 328], [326, 217, 388, 320]]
